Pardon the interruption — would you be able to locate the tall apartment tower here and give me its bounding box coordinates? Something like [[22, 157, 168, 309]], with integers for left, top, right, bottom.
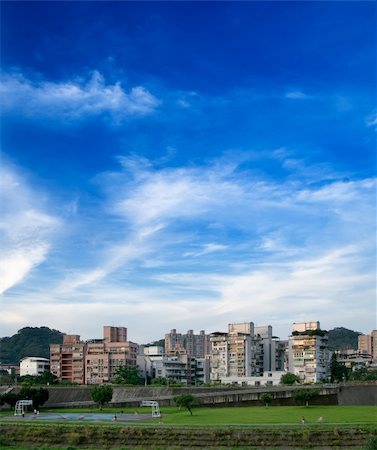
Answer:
[[209, 322, 256, 381], [288, 321, 330, 383], [104, 326, 127, 343], [85, 326, 138, 384], [358, 330, 377, 361], [50, 335, 86, 384], [165, 329, 211, 358]]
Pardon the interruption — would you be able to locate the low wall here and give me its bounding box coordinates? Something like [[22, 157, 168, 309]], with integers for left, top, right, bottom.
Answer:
[[41, 385, 339, 408], [338, 383, 377, 406], [7, 383, 376, 408]]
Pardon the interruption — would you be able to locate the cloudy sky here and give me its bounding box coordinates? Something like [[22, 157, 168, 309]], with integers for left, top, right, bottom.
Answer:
[[1, 2, 375, 343]]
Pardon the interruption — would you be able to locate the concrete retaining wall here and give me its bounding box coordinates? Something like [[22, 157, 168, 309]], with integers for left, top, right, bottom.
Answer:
[[6, 383, 375, 408]]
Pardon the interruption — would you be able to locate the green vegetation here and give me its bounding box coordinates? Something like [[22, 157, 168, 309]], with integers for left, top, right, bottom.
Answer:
[[174, 394, 198, 415], [292, 389, 320, 407], [0, 406, 376, 449], [327, 327, 361, 350], [19, 371, 59, 385], [0, 326, 64, 364], [349, 367, 377, 381], [330, 352, 349, 382], [114, 365, 142, 385], [0, 386, 49, 409], [90, 385, 113, 409], [291, 328, 327, 337], [280, 372, 300, 385], [260, 393, 273, 407]]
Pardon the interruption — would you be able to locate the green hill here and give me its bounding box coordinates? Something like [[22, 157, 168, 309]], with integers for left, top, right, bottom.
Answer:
[[327, 327, 361, 350], [0, 326, 64, 364]]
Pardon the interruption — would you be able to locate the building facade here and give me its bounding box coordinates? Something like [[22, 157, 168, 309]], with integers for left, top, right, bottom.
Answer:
[[358, 330, 377, 361], [50, 326, 138, 384], [209, 322, 285, 383], [288, 321, 330, 383], [165, 329, 211, 358], [20, 357, 50, 377]]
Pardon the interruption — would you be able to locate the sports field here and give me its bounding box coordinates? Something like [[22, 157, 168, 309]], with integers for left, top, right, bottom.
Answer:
[[1, 406, 376, 449], [2, 404, 375, 426]]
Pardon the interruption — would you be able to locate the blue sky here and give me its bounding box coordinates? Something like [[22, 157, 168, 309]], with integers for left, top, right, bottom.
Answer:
[[1, 2, 376, 343]]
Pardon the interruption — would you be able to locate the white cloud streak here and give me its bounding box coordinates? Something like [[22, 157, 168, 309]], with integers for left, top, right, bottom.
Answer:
[[1, 71, 159, 122], [0, 165, 61, 294]]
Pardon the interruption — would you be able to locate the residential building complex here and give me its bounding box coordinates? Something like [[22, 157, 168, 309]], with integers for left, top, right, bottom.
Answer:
[[208, 322, 287, 384], [288, 321, 330, 383], [50, 326, 138, 384], [138, 346, 210, 385], [165, 329, 211, 358], [358, 330, 377, 361]]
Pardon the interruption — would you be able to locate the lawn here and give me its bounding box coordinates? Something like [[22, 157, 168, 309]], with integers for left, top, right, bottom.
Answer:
[[1, 405, 376, 426], [153, 405, 377, 426]]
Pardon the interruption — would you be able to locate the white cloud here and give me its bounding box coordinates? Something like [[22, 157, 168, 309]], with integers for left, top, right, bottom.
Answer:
[[184, 243, 228, 258], [0, 165, 61, 294], [0, 156, 375, 340], [366, 112, 377, 128], [285, 91, 311, 100], [0, 71, 159, 122]]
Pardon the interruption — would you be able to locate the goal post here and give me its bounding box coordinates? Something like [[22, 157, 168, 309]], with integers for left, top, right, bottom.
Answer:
[[140, 400, 161, 418], [14, 400, 33, 416]]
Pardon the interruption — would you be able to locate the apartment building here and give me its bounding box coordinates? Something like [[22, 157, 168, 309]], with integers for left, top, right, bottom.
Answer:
[[50, 335, 86, 384], [288, 321, 330, 383], [358, 330, 377, 361], [165, 329, 211, 358], [138, 347, 210, 385], [20, 356, 50, 377], [50, 326, 138, 384], [209, 322, 286, 384]]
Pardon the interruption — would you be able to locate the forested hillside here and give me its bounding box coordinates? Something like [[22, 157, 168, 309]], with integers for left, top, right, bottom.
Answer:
[[0, 327, 64, 364], [327, 327, 361, 350]]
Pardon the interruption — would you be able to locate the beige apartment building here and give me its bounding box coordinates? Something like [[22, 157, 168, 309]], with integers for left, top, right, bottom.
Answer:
[[288, 321, 330, 383], [50, 335, 86, 384], [165, 329, 211, 358], [50, 326, 138, 384], [358, 330, 377, 361]]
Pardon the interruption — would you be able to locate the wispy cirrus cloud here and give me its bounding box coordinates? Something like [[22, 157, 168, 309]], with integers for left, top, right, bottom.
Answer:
[[285, 90, 311, 100], [0, 70, 159, 122], [1, 154, 375, 340], [0, 164, 61, 294]]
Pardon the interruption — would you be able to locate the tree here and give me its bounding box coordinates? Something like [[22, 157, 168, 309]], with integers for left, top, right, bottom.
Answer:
[[349, 368, 377, 382], [174, 394, 197, 415], [90, 385, 113, 409], [114, 365, 142, 385], [293, 389, 320, 407], [19, 386, 49, 409], [280, 372, 300, 385], [0, 392, 21, 409], [330, 353, 349, 382], [260, 393, 273, 407], [151, 376, 169, 386]]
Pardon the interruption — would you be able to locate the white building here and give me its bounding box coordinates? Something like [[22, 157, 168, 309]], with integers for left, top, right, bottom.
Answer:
[[137, 347, 210, 385], [288, 321, 330, 383], [20, 357, 50, 377], [209, 322, 286, 383]]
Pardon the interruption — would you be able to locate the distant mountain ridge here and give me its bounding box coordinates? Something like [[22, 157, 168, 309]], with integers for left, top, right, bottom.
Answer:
[[327, 327, 361, 350], [0, 326, 64, 364], [0, 325, 362, 365]]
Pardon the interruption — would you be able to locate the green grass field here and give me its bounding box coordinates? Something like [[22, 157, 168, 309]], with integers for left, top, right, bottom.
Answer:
[[2, 404, 376, 426]]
